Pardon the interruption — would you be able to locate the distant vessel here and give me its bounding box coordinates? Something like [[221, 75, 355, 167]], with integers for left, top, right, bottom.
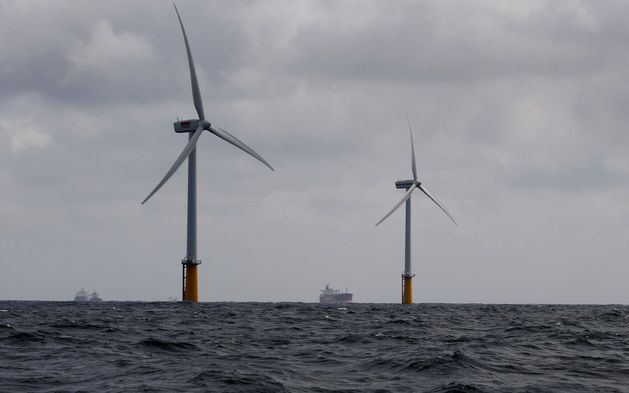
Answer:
[[74, 289, 103, 302], [89, 291, 103, 302], [74, 288, 89, 302], [319, 284, 353, 304]]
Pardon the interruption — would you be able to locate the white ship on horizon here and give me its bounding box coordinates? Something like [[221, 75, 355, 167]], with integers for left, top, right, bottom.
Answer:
[[74, 288, 89, 302], [74, 289, 103, 302]]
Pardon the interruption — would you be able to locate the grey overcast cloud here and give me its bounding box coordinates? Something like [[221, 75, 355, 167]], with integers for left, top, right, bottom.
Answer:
[[1, 0, 628, 303]]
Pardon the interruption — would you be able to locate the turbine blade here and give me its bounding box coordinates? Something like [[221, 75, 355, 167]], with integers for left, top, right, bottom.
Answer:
[[174, 4, 205, 120], [375, 183, 417, 226], [405, 111, 417, 181], [142, 126, 204, 205], [209, 126, 274, 171], [417, 184, 457, 225]]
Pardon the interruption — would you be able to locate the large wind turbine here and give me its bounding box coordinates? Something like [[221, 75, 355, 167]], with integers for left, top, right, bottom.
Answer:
[[375, 116, 456, 304], [142, 5, 274, 303]]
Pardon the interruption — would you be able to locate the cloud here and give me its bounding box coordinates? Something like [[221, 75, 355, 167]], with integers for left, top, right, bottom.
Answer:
[[0, 116, 52, 153], [229, 1, 611, 84], [58, 19, 168, 104], [67, 20, 155, 74]]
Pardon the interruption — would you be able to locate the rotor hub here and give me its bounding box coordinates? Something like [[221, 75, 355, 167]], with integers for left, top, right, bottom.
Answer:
[[200, 120, 211, 130]]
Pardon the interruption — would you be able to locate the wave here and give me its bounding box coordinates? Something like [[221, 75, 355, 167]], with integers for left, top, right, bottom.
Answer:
[[1, 301, 627, 392], [138, 337, 199, 351]]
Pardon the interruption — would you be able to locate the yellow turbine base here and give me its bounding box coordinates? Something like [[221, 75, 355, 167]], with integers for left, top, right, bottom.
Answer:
[[402, 276, 413, 305], [184, 265, 198, 303]]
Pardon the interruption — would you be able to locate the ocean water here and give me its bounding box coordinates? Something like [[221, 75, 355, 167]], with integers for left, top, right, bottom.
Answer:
[[1, 302, 628, 392]]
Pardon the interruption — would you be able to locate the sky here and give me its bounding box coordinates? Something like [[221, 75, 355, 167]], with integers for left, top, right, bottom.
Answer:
[[1, 0, 629, 303]]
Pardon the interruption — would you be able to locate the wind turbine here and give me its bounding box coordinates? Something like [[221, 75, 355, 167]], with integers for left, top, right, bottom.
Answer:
[[375, 115, 456, 304], [142, 5, 274, 303]]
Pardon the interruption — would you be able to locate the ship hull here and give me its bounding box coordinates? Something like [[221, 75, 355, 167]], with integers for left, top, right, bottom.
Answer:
[[319, 293, 353, 304]]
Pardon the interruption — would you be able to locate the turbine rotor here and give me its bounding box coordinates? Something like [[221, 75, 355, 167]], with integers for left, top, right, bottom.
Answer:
[[142, 5, 273, 206]]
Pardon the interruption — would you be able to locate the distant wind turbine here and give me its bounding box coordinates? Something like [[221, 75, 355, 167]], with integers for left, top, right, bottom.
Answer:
[[142, 4, 274, 303], [376, 114, 456, 304]]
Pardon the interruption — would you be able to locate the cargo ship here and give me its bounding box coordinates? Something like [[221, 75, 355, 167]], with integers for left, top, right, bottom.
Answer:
[[319, 284, 353, 304], [74, 289, 103, 302], [74, 288, 89, 302]]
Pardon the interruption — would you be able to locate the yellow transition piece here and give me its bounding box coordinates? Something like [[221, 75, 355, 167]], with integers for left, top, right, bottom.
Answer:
[[184, 265, 198, 303], [402, 275, 413, 305]]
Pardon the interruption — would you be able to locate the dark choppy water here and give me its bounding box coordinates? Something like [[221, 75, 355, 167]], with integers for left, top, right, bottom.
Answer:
[[1, 302, 628, 392]]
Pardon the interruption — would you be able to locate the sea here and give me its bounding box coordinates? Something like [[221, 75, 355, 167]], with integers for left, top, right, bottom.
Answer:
[[1, 302, 628, 392]]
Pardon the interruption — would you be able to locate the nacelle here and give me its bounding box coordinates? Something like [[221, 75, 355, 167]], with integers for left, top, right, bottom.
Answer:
[[395, 179, 417, 189], [173, 119, 199, 133]]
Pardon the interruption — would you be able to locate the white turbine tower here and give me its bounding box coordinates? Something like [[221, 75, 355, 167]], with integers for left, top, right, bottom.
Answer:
[[142, 5, 274, 303], [376, 115, 456, 304]]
